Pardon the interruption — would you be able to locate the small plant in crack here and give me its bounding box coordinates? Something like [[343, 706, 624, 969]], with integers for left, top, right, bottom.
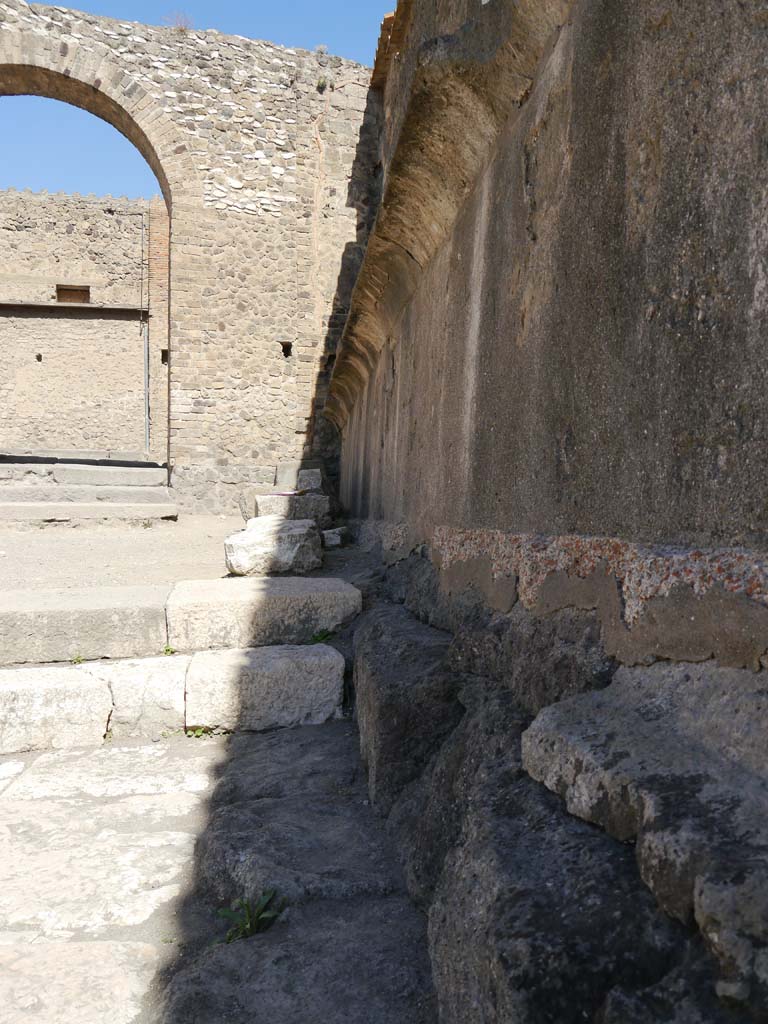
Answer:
[[163, 645, 176, 656], [316, 76, 328, 93], [310, 629, 335, 643], [218, 890, 285, 943], [71, 654, 84, 665], [186, 726, 214, 739]]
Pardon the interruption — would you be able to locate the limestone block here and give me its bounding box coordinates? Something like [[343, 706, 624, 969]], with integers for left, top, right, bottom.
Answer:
[[166, 577, 362, 652], [522, 662, 768, 1015], [0, 585, 171, 665], [322, 527, 349, 548], [160, 898, 433, 1024], [86, 656, 190, 739], [353, 606, 456, 815], [274, 460, 323, 490], [52, 465, 167, 487], [185, 645, 344, 732], [224, 515, 322, 576], [255, 493, 332, 527], [0, 664, 111, 754], [297, 468, 323, 492]]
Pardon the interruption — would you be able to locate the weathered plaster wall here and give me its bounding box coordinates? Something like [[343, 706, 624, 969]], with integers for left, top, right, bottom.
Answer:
[[0, 0, 375, 508], [0, 189, 169, 458], [0, 309, 146, 451], [334, 0, 768, 668]]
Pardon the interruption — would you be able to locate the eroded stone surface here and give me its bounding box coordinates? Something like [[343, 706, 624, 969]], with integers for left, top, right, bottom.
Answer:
[[166, 576, 362, 651], [160, 898, 435, 1024], [3, 743, 216, 801], [0, 584, 171, 665], [87, 656, 189, 740], [224, 515, 322, 576], [0, 941, 159, 1024], [0, 719, 434, 1024], [255, 493, 332, 527], [0, 665, 111, 755], [522, 661, 768, 1016], [185, 645, 344, 732]]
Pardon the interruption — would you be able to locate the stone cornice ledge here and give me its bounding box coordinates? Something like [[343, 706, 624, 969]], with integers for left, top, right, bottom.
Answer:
[[326, 0, 573, 429]]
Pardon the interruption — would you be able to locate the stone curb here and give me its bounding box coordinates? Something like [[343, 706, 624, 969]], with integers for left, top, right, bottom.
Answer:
[[0, 645, 345, 755]]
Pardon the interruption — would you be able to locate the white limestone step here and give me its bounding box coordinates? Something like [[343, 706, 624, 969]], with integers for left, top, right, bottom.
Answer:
[[0, 486, 173, 503], [0, 577, 362, 666], [52, 464, 168, 487], [0, 645, 345, 754], [166, 576, 361, 652], [0, 502, 178, 523]]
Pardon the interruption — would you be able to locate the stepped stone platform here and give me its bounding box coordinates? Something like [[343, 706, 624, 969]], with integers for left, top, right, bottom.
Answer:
[[0, 459, 176, 524], [352, 602, 756, 1024], [0, 645, 345, 755], [0, 576, 362, 666], [0, 724, 434, 1024], [522, 662, 768, 1018], [0, 502, 178, 523]]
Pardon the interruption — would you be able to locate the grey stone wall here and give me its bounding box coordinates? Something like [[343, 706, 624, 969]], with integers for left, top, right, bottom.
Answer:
[[0, 0, 376, 508], [332, 0, 768, 668]]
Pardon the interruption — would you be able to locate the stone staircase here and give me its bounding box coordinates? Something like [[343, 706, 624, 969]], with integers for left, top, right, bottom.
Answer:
[[0, 454, 177, 523], [0, 528, 432, 1024], [523, 663, 768, 1018], [0, 575, 361, 754], [352, 592, 766, 1024]]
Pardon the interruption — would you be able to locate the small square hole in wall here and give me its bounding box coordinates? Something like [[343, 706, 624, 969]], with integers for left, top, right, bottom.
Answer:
[[56, 285, 90, 304], [280, 341, 293, 359], [161, 349, 169, 365]]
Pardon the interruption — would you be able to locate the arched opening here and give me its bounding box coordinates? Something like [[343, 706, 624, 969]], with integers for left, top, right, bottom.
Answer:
[[0, 83, 171, 466]]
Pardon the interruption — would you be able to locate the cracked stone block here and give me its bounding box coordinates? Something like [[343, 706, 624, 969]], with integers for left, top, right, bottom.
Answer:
[[185, 644, 344, 732], [322, 527, 349, 548], [296, 468, 323, 492], [0, 584, 171, 665], [166, 577, 362, 651], [0, 664, 111, 754], [254, 493, 332, 527], [86, 655, 190, 739], [522, 661, 768, 1018], [224, 515, 322, 576]]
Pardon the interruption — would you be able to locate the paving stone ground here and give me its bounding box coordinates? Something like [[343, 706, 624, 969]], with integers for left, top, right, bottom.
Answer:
[[0, 723, 435, 1024]]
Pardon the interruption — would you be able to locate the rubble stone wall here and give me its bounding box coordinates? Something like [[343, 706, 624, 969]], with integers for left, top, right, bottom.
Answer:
[[0, 0, 375, 507]]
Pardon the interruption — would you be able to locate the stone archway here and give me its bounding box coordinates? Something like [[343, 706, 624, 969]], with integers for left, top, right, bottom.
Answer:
[[0, 0, 373, 512], [0, 0, 204, 478]]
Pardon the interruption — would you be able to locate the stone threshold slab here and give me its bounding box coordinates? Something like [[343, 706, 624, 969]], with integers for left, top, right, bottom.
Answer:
[[0, 645, 345, 755], [0, 577, 361, 666]]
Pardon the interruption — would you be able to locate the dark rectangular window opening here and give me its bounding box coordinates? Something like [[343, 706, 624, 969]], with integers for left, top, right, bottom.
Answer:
[[161, 349, 169, 366], [56, 285, 90, 304]]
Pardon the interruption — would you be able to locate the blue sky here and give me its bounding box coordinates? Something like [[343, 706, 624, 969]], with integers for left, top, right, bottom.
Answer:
[[0, 1, 387, 198]]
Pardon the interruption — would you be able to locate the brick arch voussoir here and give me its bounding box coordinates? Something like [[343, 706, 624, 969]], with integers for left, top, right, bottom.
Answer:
[[0, 33, 201, 211]]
